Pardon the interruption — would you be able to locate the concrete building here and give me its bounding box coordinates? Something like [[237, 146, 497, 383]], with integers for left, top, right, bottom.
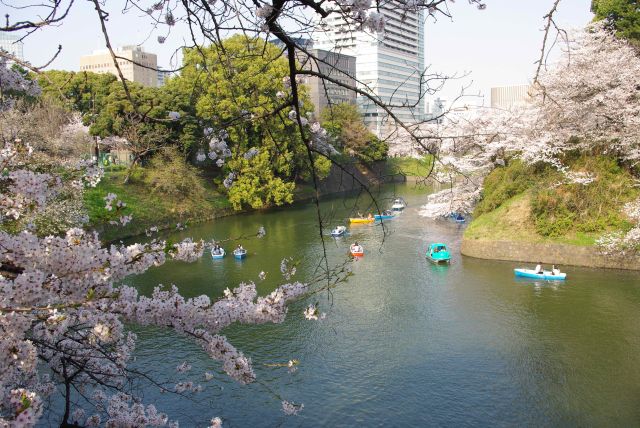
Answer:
[[270, 39, 357, 118], [425, 97, 446, 124], [295, 48, 357, 117], [157, 67, 172, 87], [0, 32, 24, 61], [314, 6, 426, 135], [80, 46, 157, 87], [490, 84, 532, 110]]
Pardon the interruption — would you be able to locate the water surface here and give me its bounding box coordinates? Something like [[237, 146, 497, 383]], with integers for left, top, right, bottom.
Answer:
[[123, 184, 640, 427]]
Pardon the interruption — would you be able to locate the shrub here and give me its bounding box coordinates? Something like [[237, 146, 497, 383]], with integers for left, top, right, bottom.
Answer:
[[143, 147, 206, 201]]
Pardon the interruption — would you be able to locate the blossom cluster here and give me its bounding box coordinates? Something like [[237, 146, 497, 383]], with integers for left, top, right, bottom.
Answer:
[[0, 58, 41, 109]]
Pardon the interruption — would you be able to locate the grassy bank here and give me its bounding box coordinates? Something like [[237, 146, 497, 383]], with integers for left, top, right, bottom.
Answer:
[[386, 157, 433, 177], [85, 170, 233, 242], [465, 156, 639, 247]]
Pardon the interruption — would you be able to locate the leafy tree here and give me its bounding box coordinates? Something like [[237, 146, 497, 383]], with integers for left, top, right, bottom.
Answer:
[[171, 35, 318, 209], [320, 103, 388, 163], [38, 70, 117, 125], [592, 0, 640, 43], [227, 150, 295, 209]]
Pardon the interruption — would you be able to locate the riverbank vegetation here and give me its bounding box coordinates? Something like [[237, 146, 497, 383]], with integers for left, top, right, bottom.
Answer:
[[419, 22, 640, 256], [466, 156, 639, 246]]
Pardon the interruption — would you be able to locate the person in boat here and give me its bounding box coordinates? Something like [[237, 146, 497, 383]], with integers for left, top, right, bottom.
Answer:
[[551, 264, 560, 275], [535, 262, 543, 274], [236, 244, 244, 252], [367, 213, 373, 220], [213, 244, 222, 255], [351, 241, 362, 253]]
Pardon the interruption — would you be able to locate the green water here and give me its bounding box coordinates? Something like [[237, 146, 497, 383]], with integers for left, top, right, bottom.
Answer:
[[121, 184, 640, 427]]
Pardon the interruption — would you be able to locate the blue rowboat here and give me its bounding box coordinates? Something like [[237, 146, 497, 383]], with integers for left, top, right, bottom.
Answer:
[[233, 249, 247, 260], [427, 243, 450, 264], [375, 210, 396, 220], [452, 213, 465, 223], [211, 248, 225, 259], [514, 268, 566, 280]]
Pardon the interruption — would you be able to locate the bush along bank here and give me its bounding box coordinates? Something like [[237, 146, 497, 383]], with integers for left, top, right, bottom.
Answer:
[[462, 156, 640, 269]]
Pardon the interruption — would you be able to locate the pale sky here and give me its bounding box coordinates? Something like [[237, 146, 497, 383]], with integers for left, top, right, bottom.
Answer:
[[7, 0, 593, 105]]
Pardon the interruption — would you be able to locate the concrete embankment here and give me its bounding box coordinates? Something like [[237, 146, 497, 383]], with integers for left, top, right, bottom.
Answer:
[[461, 238, 640, 271]]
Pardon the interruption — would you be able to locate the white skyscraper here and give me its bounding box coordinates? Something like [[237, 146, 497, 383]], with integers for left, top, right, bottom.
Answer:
[[314, 5, 425, 136]]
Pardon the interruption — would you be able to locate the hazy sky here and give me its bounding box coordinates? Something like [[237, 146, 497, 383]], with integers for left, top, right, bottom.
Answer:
[[424, 0, 593, 106], [9, 0, 593, 105]]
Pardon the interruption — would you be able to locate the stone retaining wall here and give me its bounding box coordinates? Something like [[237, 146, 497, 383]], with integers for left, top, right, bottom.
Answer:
[[461, 238, 640, 271]]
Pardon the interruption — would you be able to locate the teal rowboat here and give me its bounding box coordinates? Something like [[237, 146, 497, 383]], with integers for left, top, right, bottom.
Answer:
[[427, 243, 450, 264]]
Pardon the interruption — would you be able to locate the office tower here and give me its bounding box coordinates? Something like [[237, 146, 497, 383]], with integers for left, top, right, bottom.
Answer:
[[80, 46, 158, 87], [271, 38, 357, 118], [314, 4, 425, 135]]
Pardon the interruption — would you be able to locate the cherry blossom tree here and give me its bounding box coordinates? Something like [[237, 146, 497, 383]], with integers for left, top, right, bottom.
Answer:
[[417, 23, 640, 230], [0, 0, 498, 425]]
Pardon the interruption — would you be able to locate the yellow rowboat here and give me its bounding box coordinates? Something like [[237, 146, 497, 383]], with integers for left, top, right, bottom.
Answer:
[[349, 218, 374, 224]]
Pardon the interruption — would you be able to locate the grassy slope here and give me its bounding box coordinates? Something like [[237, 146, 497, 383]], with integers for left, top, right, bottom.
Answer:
[[464, 157, 639, 247], [386, 157, 434, 177], [85, 170, 232, 242], [464, 193, 599, 246]]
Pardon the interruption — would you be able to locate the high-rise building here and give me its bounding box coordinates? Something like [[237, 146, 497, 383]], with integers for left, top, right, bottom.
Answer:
[[314, 5, 425, 135], [270, 39, 357, 118], [157, 67, 172, 87], [426, 97, 446, 124], [0, 32, 24, 61], [80, 46, 157, 87]]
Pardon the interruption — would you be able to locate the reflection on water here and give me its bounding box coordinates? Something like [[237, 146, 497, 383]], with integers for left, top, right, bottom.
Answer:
[[113, 184, 640, 427]]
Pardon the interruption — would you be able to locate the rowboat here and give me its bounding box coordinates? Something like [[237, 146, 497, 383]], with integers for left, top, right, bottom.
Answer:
[[350, 244, 364, 257], [391, 198, 406, 211], [450, 212, 465, 223], [514, 268, 566, 280], [349, 217, 374, 224], [233, 248, 247, 260], [211, 248, 225, 259], [374, 210, 396, 220], [331, 226, 347, 237], [427, 243, 450, 264]]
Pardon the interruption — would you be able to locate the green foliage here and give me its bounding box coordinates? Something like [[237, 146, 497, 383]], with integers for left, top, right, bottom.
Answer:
[[320, 103, 388, 163], [84, 169, 231, 242], [472, 155, 639, 243], [474, 159, 555, 216], [592, 0, 640, 43], [38, 70, 117, 123], [143, 148, 206, 202], [227, 150, 295, 210], [530, 156, 637, 237], [386, 156, 434, 177], [170, 35, 315, 207]]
